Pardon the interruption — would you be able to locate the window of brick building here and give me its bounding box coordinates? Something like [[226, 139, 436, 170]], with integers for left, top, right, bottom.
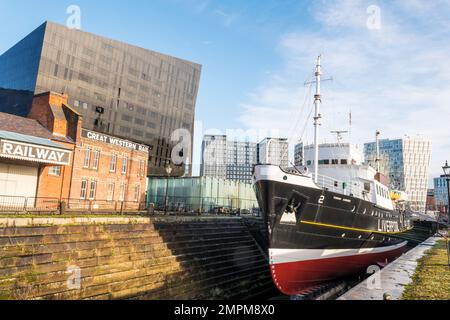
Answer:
[[134, 184, 141, 202], [122, 156, 128, 175], [107, 183, 115, 201], [119, 183, 127, 201], [83, 147, 91, 168], [49, 166, 61, 176], [138, 159, 146, 177], [89, 180, 97, 200], [92, 150, 100, 170], [110, 153, 117, 172], [80, 179, 88, 199]]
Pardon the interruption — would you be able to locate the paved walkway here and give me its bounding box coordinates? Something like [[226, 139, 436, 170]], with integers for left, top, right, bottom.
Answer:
[[338, 237, 438, 300]]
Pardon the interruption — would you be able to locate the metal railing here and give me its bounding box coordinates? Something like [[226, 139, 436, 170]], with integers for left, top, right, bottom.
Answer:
[[0, 195, 261, 216], [315, 174, 365, 199], [0, 195, 148, 215]]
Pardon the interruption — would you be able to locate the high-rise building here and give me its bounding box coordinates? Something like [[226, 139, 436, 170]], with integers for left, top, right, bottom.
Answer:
[[0, 21, 202, 176], [364, 136, 432, 212], [200, 135, 257, 183], [294, 142, 304, 167], [434, 175, 449, 210], [257, 138, 289, 168], [201, 135, 227, 180]]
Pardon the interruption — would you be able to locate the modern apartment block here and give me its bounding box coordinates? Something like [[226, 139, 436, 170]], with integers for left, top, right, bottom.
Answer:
[[364, 136, 432, 212], [201, 135, 257, 183], [257, 138, 289, 168], [0, 21, 202, 177], [201, 135, 227, 180]]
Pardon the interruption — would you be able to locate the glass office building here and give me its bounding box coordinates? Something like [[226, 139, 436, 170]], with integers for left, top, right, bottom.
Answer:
[[364, 137, 432, 212], [434, 175, 449, 209], [0, 21, 202, 176]]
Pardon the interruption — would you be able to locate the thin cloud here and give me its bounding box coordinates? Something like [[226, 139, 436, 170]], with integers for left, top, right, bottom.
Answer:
[[214, 9, 238, 26]]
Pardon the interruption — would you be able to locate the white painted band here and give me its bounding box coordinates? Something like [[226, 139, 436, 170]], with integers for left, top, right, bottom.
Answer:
[[269, 241, 408, 265]]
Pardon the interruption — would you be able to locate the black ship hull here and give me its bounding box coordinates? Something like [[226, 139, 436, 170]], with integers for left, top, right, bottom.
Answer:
[[253, 165, 433, 296]]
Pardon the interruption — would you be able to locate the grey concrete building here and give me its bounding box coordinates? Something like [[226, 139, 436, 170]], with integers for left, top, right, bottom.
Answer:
[[294, 141, 304, 167], [201, 135, 257, 183], [0, 21, 202, 176], [257, 138, 289, 168]]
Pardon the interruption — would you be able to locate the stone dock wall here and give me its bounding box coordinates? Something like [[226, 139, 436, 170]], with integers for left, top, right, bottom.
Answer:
[[0, 216, 275, 300]]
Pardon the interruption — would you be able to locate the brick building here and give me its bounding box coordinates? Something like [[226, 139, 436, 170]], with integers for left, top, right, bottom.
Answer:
[[0, 109, 73, 203], [70, 128, 149, 204], [0, 91, 149, 211]]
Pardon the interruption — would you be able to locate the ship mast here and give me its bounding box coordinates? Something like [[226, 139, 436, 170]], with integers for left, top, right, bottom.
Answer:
[[313, 55, 322, 183], [375, 130, 381, 173]]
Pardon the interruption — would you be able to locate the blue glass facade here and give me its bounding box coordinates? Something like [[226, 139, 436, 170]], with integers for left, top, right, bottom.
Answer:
[[434, 176, 449, 207], [364, 139, 405, 189], [0, 22, 45, 116]]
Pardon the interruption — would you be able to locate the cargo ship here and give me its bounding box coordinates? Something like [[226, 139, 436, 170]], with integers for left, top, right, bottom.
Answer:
[[253, 56, 433, 296]]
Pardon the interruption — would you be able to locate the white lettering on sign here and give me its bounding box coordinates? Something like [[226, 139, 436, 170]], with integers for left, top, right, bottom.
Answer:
[[82, 129, 149, 153], [0, 141, 71, 165]]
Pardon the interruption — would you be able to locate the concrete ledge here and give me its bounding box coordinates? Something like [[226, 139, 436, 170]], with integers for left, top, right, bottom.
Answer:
[[338, 237, 438, 300], [0, 215, 244, 227]]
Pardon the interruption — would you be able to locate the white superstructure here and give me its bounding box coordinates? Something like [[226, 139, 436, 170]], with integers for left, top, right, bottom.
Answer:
[[299, 142, 393, 210]]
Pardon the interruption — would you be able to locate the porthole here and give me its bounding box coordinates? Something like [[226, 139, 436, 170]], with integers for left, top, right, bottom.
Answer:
[[283, 176, 288, 181]]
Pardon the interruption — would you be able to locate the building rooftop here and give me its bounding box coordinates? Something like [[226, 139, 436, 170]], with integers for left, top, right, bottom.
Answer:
[[0, 112, 73, 144], [0, 112, 54, 139], [0, 130, 70, 150]]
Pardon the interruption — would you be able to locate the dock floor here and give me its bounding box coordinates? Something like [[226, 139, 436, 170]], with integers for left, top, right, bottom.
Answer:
[[338, 237, 438, 300]]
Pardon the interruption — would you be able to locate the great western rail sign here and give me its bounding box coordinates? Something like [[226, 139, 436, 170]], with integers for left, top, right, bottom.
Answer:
[[81, 129, 150, 153], [0, 140, 71, 166]]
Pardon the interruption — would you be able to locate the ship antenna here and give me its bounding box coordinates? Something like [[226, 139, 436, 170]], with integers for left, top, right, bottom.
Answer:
[[330, 130, 348, 145], [349, 109, 352, 144]]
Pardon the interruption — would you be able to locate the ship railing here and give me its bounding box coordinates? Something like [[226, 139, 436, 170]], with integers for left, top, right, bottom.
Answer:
[[315, 174, 365, 200]]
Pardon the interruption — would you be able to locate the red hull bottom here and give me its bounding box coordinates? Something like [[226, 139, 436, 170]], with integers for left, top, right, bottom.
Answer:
[[270, 245, 407, 296]]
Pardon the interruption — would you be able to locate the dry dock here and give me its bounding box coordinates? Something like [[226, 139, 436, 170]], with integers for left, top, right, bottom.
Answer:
[[0, 215, 276, 300]]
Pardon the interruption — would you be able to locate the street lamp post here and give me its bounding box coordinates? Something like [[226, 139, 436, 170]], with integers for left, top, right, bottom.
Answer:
[[165, 166, 173, 215], [442, 161, 450, 267]]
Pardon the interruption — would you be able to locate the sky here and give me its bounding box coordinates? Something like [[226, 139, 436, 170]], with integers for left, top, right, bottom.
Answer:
[[0, 0, 449, 184]]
